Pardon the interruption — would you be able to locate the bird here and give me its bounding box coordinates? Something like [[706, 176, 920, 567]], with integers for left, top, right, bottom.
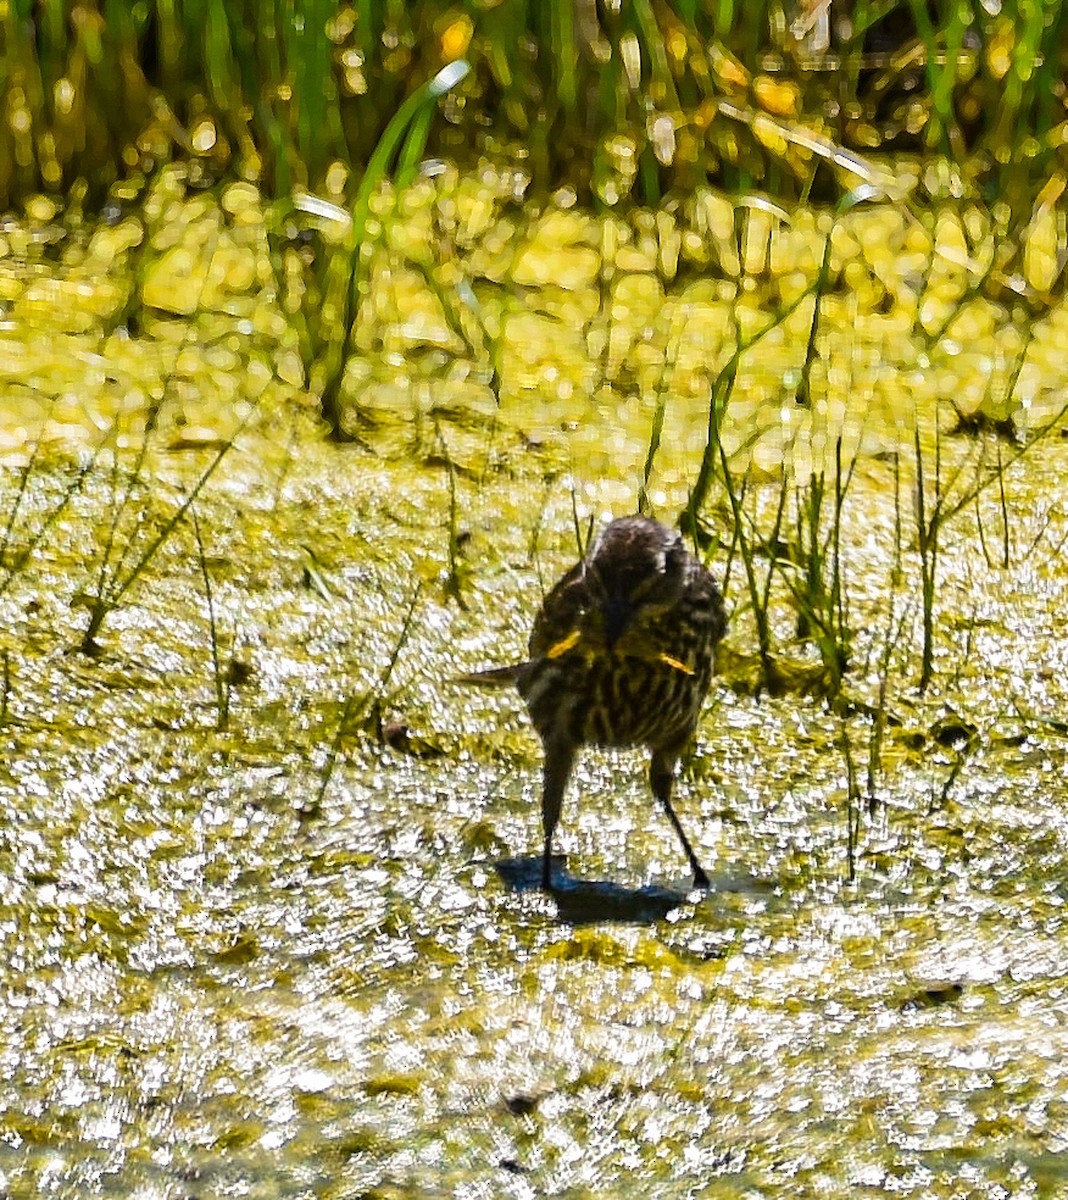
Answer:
[[462, 514, 727, 891]]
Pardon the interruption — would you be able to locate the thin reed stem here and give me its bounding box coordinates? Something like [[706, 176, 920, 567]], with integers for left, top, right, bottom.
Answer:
[[192, 507, 230, 732]]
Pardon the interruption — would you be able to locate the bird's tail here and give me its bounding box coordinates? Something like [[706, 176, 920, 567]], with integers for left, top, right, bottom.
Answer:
[[451, 664, 524, 688]]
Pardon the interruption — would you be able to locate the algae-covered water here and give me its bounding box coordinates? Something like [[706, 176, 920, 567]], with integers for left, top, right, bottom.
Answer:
[[3, 170, 1068, 1197]]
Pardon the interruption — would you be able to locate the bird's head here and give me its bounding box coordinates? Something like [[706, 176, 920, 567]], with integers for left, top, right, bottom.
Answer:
[[546, 517, 694, 671]]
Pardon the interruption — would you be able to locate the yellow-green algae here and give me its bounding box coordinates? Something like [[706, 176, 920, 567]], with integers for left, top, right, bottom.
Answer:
[[1, 168, 1068, 1196]]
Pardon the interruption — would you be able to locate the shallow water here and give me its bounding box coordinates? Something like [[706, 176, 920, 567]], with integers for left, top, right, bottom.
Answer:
[[1, 432, 1067, 1198], [3, 173, 1068, 1196]]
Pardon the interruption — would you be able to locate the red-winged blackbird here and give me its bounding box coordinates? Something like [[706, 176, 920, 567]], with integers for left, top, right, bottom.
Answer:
[[465, 515, 727, 890]]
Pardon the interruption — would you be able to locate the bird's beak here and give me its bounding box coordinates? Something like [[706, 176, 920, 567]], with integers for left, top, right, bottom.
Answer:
[[603, 591, 631, 649]]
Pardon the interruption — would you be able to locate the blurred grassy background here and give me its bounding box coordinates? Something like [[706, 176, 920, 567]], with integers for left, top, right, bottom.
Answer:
[[2, 0, 1065, 241]]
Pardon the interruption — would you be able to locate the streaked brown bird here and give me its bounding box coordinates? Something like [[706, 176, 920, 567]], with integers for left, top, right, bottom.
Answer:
[[464, 515, 727, 890]]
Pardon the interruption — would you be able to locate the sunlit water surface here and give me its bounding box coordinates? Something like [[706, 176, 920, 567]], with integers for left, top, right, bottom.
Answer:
[[2, 176, 1068, 1196], [1, 436, 1067, 1199]]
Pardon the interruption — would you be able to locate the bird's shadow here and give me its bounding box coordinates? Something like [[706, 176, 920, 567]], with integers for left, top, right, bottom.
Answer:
[[493, 855, 759, 925]]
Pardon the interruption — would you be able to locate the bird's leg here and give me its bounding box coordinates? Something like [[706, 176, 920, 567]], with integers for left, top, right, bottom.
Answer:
[[650, 746, 710, 888], [540, 732, 576, 890]]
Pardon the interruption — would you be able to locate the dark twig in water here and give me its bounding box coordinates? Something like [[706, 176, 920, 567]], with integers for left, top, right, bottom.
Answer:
[[309, 581, 424, 817], [0, 441, 98, 601], [837, 714, 862, 883], [192, 506, 232, 733], [435, 420, 468, 609]]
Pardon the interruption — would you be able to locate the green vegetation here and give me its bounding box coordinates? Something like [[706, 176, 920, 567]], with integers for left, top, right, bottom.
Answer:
[[266, 59, 472, 434], [3, 2, 1066, 243]]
